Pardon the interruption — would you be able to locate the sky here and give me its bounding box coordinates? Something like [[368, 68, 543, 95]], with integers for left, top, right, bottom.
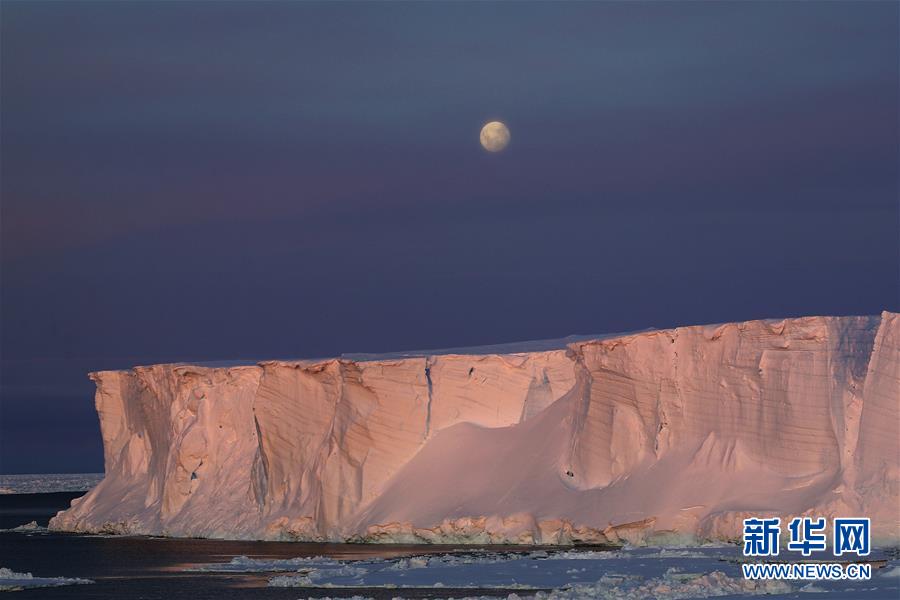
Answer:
[[1, 1, 898, 473]]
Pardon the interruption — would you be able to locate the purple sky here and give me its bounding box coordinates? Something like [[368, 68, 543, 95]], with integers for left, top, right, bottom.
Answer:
[[1, 1, 897, 472]]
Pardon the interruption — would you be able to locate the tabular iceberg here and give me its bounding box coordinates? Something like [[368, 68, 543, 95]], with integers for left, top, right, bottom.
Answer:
[[50, 312, 899, 545]]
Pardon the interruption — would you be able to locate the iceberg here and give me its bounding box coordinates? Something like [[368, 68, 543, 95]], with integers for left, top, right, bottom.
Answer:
[[50, 312, 899, 545]]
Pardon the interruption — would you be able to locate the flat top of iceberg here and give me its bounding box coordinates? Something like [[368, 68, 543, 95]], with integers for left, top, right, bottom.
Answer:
[[342, 329, 652, 361], [114, 329, 654, 371], [104, 312, 885, 373]]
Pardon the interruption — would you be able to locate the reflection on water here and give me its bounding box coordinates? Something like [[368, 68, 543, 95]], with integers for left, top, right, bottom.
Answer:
[[0, 492, 579, 599], [1, 531, 572, 599]]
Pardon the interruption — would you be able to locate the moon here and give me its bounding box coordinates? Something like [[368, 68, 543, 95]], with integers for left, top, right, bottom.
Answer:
[[480, 121, 510, 152]]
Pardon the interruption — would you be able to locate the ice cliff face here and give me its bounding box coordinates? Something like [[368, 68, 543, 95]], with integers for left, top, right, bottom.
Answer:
[[50, 313, 899, 545]]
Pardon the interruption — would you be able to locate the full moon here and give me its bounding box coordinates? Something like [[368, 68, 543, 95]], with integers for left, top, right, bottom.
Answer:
[[480, 121, 510, 152]]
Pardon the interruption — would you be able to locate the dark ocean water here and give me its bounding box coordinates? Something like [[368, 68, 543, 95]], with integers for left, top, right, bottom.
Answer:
[[0, 492, 559, 599]]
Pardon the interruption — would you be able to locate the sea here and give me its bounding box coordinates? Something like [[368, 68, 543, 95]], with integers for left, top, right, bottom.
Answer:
[[0, 475, 570, 598], [1, 474, 898, 599]]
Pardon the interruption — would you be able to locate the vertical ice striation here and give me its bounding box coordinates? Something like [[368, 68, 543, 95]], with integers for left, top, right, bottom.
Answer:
[[50, 313, 899, 545]]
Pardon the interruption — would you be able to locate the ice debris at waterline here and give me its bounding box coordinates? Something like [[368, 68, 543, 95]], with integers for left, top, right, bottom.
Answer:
[[0, 568, 93, 592], [192, 546, 754, 589], [0, 521, 46, 533], [50, 312, 899, 544], [191, 546, 899, 598], [272, 569, 791, 598]]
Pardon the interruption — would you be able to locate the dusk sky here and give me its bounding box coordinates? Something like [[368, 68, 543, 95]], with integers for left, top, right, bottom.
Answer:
[[1, 1, 898, 473]]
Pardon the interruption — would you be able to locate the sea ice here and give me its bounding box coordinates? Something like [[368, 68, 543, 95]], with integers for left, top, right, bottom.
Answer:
[[0, 473, 103, 494], [0, 521, 46, 533], [182, 546, 900, 599], [185, 555, 337, 572], [0, 567, 93, 591]]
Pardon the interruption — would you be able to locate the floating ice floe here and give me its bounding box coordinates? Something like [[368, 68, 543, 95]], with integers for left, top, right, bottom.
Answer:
[[185, 554, 335, 572], [0, 521, 47, 533], [296, 597, 371, 600], [181, 546, 900, 599], [0, 567, 93, 591], [880, 566, 900, 578], [466, 569, 793, 600], [417, 570, 792, 600], [262, 546, 765, 590]]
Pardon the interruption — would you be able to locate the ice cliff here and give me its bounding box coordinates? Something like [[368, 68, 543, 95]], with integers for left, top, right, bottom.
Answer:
[[50, 313, 899, 545]]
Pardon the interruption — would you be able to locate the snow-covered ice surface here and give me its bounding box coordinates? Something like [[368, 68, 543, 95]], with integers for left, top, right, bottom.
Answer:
[[0, 567, 93, 591], [0, 473, 103, 494], [51, 313, 900, 545], [186, 546, 900, 599]]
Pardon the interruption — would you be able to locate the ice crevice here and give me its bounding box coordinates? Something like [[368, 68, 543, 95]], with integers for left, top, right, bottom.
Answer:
[[424, 357, 434, 441]]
